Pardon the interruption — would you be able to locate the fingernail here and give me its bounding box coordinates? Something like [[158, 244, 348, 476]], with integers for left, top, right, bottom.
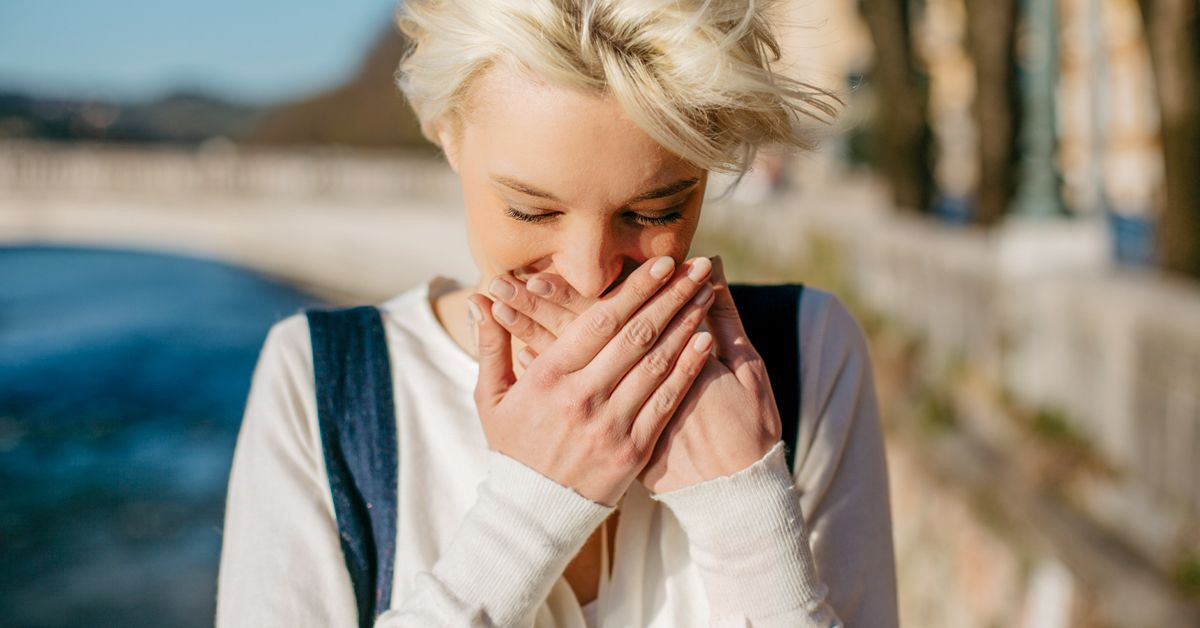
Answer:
[[489, 277, 516, 300], [687, 257, 712, 282], [517, 348, 534, 367], [527, 277, 551, 296], [492, 301, 517, 324], [466, 299, 481, 323], [692, 283, 713, 305], [693, 331, 713, 353], [650, 256, 674, 280]]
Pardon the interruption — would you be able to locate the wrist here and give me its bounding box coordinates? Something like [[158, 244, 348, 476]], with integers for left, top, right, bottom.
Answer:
[[431, 448, 614, 625], [649, 440, 830, 617], [650, 439, 794, 539]]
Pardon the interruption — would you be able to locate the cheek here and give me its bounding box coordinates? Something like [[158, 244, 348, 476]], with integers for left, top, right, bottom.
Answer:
[[464, 204, 548, 272], [640, 218, 699, 261]]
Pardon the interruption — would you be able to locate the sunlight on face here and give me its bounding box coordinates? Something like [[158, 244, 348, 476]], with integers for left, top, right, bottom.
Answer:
[[441, 62, 707, 300]]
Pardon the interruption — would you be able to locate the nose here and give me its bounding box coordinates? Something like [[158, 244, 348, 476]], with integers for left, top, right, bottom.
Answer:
[[553, 222, 629, 300]]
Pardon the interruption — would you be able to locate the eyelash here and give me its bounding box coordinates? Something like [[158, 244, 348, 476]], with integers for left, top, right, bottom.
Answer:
[[504, 206, 685, 226]]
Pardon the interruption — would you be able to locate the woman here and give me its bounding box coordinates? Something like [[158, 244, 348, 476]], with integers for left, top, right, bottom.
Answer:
[[216, 1, 897, 626]]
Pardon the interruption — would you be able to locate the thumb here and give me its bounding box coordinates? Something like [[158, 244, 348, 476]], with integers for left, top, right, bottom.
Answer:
[[706, 255, 752, 361], [468, 294, 515, 410]]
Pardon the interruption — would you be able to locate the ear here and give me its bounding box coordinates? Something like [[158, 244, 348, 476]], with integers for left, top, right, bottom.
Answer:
[[432, 118, 461, 174]]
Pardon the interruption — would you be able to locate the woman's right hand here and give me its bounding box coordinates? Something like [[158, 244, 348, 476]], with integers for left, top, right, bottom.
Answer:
[[466, 256, 715, 507]]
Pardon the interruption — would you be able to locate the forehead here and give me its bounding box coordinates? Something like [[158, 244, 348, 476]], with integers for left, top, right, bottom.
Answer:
[[458, 62, 696, 203]]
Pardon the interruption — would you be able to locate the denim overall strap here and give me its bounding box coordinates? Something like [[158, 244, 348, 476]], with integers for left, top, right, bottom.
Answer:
[[306, 305, 397, 627], [729, 283, 805, 474]]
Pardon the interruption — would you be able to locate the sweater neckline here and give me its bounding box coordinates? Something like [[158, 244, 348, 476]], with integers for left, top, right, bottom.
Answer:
[[380, 275, 480, 387]]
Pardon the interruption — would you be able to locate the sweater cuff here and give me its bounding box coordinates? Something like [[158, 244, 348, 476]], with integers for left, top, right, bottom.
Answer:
[[430, 449, 614, 626], [650, 440, 832, 620]]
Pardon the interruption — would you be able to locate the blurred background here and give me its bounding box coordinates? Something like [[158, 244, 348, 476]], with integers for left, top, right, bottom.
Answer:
[[1, 0, 1197, 626]]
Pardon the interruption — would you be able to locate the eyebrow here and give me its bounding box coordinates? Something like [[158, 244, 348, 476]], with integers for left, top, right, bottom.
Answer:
[[491, 175, 700, 204]]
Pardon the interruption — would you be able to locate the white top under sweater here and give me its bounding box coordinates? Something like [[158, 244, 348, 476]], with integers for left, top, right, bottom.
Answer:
[[215, 275, 898, 627]]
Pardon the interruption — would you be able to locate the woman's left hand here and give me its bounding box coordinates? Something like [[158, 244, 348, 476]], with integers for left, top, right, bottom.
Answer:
[[486, 255, 783, 494]]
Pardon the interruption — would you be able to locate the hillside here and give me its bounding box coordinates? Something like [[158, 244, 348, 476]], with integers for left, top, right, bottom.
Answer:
[[245, 25, 433, 151]]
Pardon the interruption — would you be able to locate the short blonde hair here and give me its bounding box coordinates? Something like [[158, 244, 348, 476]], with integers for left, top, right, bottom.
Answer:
[[395, 0, 838, 174]]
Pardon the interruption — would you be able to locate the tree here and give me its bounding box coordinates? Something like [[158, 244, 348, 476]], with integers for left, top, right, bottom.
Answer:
[[860, 0, 934, 213], [1138, 0, 1200, 278], [964, 0, 1022, 226]]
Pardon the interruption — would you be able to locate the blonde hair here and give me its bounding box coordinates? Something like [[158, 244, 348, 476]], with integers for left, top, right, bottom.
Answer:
[[394, 0, 839, 174]]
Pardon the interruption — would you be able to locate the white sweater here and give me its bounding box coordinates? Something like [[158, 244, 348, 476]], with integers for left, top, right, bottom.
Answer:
[[215, 276, 898, 627]]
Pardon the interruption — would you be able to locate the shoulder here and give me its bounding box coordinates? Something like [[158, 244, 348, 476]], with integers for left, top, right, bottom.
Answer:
[[238, 312, 321, 457], [795, 286, 873, 383], [730, 282, 872, 379], [790, 286, 877, 431], [255, 311, 315, 383], [789, 287, 885, 500]]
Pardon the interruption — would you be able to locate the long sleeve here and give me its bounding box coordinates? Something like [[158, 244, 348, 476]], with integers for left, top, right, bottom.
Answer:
[[652, 440, 840, 627], [216, 315, 359, 627], [216, 314, 615, 628], [374, 449, 613, 626], [651, 290, 898, 627]]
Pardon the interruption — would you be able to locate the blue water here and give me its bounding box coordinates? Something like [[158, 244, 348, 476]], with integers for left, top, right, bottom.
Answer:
[[0, 245, 326, 627]]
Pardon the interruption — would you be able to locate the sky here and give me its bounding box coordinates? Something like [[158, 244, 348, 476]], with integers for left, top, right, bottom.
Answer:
[[0, 0, 399, 105]]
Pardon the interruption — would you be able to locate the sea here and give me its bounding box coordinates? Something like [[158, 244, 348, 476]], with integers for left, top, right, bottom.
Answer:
[[0, 245, 326, 627]]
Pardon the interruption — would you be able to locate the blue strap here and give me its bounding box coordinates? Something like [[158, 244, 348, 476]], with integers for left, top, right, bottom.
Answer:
[[304, 285, 803, 625], [729, 283, 805, 474], [306, 305, 397, 627]]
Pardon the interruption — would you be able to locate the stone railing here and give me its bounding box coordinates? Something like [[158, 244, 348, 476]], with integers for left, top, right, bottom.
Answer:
[[0, 140, 460, 201], [704, 170, 1200, 555]]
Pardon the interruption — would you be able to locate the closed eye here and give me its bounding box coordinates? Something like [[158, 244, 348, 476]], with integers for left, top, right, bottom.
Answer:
[[504, 207, 555, 223], [625, 210, 683, 226], [504, 206, 685, 226]]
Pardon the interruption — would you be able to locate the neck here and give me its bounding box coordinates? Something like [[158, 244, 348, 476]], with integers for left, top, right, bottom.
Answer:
[[435, 279, 530, 376]]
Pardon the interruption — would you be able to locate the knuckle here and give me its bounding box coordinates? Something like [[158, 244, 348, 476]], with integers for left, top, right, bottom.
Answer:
[[651, 386, 679, 415], [669, 277, 697, 301], [560, 394, 590, 420], [560, 386, 601, 420], [548, 310, 574, 334], [628, 278, 657, 304], [477, 335, 504, 357], [623, 317, 657, 348], [514, 317, 539, 337], [673, 304, 706, 329], [515, 291, 542, 315], [586, 310, 620, 337], [641, 348, 673, 377], [612, 441, 644, 468], [711, 298, 740, 319], [530, 361, 562, 389]]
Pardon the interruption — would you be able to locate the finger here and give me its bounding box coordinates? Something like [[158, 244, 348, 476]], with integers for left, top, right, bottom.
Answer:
[[468, 293, 515, 411], [488, 274, 577, 337], [525, 272, 594, 316], [607, 281, 715, 431], [707, 255, 755, 362], [516, 346, 538, 369], [489, 298, 558, 355], [541, 255, 679, 373], [628, 329, 714, 453], [581, 257, 713, 388]]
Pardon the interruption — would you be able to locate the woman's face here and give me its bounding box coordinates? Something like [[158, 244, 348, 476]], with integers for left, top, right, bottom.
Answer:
[[440, 63, 707, 300]]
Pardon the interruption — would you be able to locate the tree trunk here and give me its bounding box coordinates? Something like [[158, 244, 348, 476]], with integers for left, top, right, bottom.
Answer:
[[860, 0, 934, 213], [964, 0, 1021, 226], [1138, 0, 1200, 278]]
